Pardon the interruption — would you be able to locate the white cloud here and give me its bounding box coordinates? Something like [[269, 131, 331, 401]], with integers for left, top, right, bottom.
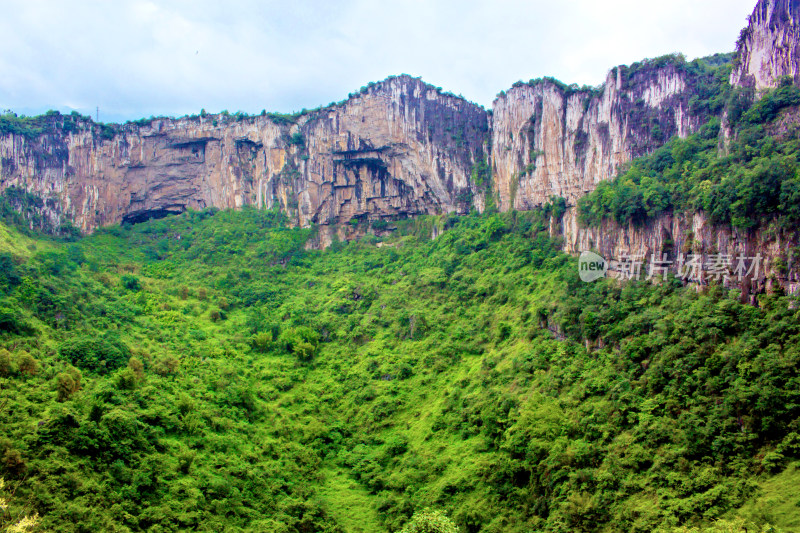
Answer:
[[0, 0, 757, 121]]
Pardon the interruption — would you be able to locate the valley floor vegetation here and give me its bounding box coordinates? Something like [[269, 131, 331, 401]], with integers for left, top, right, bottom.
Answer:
[[0, 203, 798, 532]]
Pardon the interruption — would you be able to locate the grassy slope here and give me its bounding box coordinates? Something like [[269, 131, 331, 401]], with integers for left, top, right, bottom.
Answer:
[[732, 461, 800, 529], [0, 208, 798, 532], [0, 222, 51, 257]]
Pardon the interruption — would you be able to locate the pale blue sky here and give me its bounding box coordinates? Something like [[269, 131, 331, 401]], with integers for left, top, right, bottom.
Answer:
[[0, 0, 757, 122]]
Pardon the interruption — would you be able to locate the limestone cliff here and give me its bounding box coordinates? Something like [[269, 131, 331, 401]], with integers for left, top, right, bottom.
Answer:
[[0, 76, 489, 237], [0, 61, 725, 239], [560, 206, 799, 299], [490, 61, 710, 212], [730, 0, 800, 91]]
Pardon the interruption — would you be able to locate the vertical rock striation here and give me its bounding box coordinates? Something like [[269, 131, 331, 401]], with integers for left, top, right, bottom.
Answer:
[[561, 207, 799, 298], [290, 76, 489, 230], [490, 61, 711, 212], [730, 0, 800, 91], [0, 76, 489, 234]]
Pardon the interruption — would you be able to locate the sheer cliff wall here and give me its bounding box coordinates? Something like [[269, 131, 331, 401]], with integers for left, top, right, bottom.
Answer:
[[0, 76, 489, 236]]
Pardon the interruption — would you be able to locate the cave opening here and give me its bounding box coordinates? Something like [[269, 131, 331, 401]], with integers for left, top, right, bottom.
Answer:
[[122, 206, 186, 225]]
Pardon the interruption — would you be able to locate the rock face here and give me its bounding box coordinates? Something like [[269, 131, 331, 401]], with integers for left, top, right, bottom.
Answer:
[[293, 78, 489, 236], [560, 206, 799, 298], [490, 62, 709, 212], [0, 76, 489, 236], [0, 62, 710, 235], [731, 0, 800, 90]]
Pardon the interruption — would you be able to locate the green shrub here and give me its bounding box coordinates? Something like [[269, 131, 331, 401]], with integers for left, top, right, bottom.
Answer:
[[120, 274, 141, 291], [59, 335, 130, 374], [400, 509, 460, 533], [279, 326, 321, 362]]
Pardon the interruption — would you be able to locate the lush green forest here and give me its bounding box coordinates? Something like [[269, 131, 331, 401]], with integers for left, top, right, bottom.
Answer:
[[0, 202, 798, 532]]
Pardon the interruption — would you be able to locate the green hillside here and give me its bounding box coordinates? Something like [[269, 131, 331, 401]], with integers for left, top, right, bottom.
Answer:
[[0, 204, 798, 532]]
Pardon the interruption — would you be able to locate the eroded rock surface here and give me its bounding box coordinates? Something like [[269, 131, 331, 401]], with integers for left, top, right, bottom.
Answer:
[[490, 63, 710, 212], [731, 0, 800, 91], [0, 76, 489, 234]]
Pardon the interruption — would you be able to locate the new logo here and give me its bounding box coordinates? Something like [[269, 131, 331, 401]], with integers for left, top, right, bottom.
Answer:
[[578, 251, 607, 282]]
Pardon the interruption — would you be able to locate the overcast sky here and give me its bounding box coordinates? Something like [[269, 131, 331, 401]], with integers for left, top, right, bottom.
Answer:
[[0, 0, 756, 123]]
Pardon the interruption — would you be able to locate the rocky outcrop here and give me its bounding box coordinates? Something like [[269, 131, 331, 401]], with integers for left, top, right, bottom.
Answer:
[[490, 61, 709, 212], [731, 0, 800, 91], [554, 0, 800, 294], [0, 76, 489, 235], [554, 0, 798, 294], [290, 78, 488, 232], [561, 207, 799, 297]]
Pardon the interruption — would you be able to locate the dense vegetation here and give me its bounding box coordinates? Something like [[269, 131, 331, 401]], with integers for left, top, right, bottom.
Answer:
[[578, 77, 800, 232], [0, 205, 798, 532]]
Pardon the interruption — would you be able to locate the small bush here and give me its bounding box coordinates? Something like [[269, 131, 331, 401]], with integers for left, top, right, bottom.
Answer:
[[121, 274, 141, 291], [400, 509, 460, 533], [59, 336, 130, 374], [279, 326, 321, 362], [16, 351, 38, 377]]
